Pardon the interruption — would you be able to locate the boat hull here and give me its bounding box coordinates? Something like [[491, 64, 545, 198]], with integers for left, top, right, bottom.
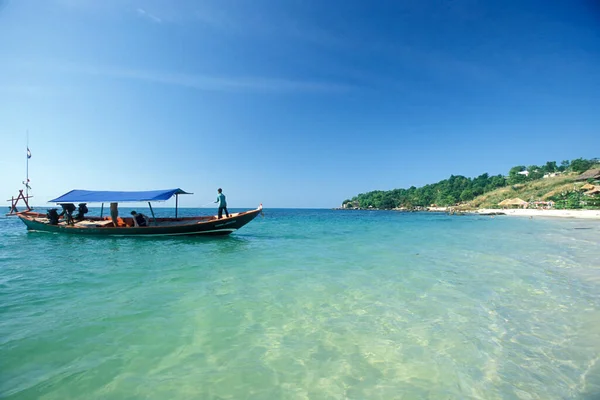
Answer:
[[17, 208, 263, 236]]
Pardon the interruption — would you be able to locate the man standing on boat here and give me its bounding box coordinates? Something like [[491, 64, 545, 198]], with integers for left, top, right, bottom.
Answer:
[[110, 202, 119, 227], [215, 188, 229, 219]]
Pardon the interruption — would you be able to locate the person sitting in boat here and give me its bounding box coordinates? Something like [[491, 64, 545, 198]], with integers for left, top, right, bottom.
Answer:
[[75, 203, 89, 221], [131, 211, 149, 227], [47, 208, 60, 225]]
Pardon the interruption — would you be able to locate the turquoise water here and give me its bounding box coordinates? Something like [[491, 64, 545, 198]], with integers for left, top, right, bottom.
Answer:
[[1, 209, 600, 399]]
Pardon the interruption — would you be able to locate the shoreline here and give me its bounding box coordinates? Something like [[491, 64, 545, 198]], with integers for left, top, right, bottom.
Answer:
[[336, 207, 600, 220], [473, 208, 600, 220]]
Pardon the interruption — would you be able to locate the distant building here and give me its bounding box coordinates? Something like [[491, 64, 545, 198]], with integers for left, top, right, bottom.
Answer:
[[543, 172, 562, 179], [517, 170, 529, 177]]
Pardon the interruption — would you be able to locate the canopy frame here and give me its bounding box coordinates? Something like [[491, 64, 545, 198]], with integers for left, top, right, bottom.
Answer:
[[49, 189, 192, 203], [50, 188, 192, 220]]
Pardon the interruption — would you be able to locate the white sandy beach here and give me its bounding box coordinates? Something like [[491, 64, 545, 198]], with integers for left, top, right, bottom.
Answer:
[[475, 209, 600, 220]]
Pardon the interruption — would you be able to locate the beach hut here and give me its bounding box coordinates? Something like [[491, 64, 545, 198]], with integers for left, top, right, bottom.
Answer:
[[584, 187, 600, 196], [531, 201, 554, 209], [507, 198, 528, 208], [576, 169, 600, 181], [511, 198, 528, 204], [498, 199, 512, 207]]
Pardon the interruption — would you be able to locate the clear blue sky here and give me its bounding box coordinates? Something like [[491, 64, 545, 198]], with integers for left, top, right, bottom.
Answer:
[[1, 0, 599, 208]]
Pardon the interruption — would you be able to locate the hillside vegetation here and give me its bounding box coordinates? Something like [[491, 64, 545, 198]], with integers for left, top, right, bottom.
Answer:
[[469, 173, 590, 209], [343, 158, 600, 210]]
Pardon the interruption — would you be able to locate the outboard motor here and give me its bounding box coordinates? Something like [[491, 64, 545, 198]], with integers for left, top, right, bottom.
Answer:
[[75, 203, 89, 221], [47, 209, 60, 225]]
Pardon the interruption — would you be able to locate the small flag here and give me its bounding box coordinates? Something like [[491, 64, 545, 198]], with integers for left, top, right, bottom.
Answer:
[[27, 147, 31, 159]]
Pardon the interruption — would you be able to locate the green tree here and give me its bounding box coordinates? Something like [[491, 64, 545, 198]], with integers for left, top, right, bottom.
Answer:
[[558, 160, 570, 172], [508, 165, 527, 184], [566, 191, 583, 209], [570, 158, 593, 173], [460, 189, 474, 202], [544, 161, 557, 173], [380, 195, 396, 209], [527, 165, 544, 180]]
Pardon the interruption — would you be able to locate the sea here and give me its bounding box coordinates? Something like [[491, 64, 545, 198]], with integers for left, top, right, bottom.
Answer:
[[1, 208, 600, 399]]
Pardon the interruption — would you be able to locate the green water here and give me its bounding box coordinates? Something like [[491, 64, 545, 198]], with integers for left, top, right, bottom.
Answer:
[[1, 209, 600, 399]]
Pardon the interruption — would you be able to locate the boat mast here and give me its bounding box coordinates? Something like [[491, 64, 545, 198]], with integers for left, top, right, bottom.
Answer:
[[25, 131, 30, 198]]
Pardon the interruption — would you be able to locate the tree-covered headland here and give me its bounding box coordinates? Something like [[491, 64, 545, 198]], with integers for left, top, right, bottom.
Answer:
[[342, 158, 600, 210]]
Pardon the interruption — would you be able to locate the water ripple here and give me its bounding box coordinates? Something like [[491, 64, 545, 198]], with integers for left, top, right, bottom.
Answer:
[[1, 211, 600, 399]]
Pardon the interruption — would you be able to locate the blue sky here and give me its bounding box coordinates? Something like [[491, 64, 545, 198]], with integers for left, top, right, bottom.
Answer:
[[1, 0, 599, 208]]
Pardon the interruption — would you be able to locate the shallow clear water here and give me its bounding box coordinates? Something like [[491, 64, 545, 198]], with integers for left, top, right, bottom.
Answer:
[[1, 209, 600, 399]]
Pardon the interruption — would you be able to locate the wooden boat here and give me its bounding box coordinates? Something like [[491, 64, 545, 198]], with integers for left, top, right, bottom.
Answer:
[[17, 189, 263, 236]]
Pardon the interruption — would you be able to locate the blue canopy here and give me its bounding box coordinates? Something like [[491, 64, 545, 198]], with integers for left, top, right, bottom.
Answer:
[[49, 189, 192, 203]]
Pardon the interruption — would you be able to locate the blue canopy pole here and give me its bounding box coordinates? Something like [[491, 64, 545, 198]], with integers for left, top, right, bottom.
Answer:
[[175, 194, 178, 218], [100, 203, 104, 218], [148, 202, 156, 225]]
